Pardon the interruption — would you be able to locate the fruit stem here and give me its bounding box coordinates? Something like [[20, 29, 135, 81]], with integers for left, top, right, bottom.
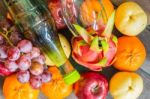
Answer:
[[0, 32, 14, 47]]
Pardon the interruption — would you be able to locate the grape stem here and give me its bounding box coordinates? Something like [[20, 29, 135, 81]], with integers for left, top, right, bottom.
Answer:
[[0, 59, 5, 63], [0, 31, 14, 47]]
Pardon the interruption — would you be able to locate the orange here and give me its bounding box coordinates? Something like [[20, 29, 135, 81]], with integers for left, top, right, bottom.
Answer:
[[3, 74, 39, 99], [113, 36, 146, 71], [80, 0, 114, 26], [41, 66, 72, 99]]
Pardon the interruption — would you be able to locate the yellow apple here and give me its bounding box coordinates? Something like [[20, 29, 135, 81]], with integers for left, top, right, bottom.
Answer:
[[110, 72, 143, 99], [45, 34, 71, 66], [115, 2, 147, 36]]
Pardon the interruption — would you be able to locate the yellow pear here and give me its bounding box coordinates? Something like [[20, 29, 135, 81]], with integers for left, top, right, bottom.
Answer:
[[115, 2, 147, 36], [110, 72, 143, 99]]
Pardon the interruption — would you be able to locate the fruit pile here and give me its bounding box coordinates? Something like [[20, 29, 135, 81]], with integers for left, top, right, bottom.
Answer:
[[16, 40, 52, 89], [70, 1, 146, 99], [0, 18, 52, 89], [0, 0, 148, 99]]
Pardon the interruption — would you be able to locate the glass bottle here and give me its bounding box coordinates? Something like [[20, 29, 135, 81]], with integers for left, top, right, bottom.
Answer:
[[3, 0, 80, 85]]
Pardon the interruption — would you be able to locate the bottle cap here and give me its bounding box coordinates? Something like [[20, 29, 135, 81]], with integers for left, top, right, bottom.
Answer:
[[63, 70, 80, 85]]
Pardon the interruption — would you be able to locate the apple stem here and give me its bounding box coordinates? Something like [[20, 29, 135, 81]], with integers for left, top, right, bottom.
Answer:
[[91, 85, 100, 95]]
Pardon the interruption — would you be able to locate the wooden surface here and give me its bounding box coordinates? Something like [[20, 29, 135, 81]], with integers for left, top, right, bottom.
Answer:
[[0, 0, 150, 99]]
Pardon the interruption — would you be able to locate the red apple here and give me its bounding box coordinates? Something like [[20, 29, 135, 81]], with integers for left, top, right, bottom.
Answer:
[[74, 72, 108, 99]]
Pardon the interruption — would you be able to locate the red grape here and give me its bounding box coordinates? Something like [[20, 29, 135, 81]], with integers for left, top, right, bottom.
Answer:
[[5, 60, 18, 72], [0, 35, 4, 45], [17, 40, 33, 53], [43, 64, 48, 70], [30, 47, 40, 59], [9, 26, 23, 45], [41, 71, 52, 83], [17, 70, 30, 83], [0, 62, 12, 76], [30, 62, 44, 76], [24, 53, 31, 58], [7, 47, 20, 61], [17, 55, 31, 71], [0, 46, 8, 59], [32, 55, 46, 65], [0, 18, 13, 30], [30, 75, 42, 89]]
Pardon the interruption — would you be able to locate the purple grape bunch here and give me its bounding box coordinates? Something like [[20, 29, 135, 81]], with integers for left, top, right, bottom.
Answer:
[[17, 40, 52, 89], [0, 38, 52, 89], [0, 18, 52, 89]]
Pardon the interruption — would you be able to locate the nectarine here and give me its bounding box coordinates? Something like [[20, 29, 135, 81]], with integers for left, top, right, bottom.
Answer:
[[115, 2, 147, 36]]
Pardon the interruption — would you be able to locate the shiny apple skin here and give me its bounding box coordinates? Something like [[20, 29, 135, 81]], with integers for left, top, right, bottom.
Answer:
[[74, 72, 108, 99]]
